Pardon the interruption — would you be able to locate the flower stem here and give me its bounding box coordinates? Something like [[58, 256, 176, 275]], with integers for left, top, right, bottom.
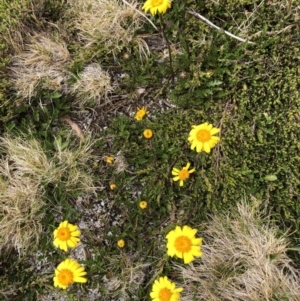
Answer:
[[159, 14, 174, 84]]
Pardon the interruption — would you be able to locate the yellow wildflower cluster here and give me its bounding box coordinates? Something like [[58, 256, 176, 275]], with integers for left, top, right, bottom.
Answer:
[[134, 7, 219, 297], [171, 122, 220, 187], [150, 225, 203, 300], [26, 0, 223, 298], [52, 221, 87, 289], [52, 219, 127, 289]]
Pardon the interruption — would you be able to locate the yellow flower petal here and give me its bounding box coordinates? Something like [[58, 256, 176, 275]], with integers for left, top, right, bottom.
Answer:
[[60, 241, 68, 252], [196, 141, 203, 152], [183, 252, 194, 264], [67, 238, 78, 248], [203, 142, 211, 153], [73, 276, 88, 283], [211, 128, 220, 135], [172, 169, 179, 175], [189, 168, 196, 174], [192, 237, 202, 245]]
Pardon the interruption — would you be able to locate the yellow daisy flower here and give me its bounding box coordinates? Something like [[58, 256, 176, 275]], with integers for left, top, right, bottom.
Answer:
[[166, 225, 203, 264], [143, 129, 153, 139], [135, 107, 148, 121], [105, 156, 114, 164], [53, 221, 81, 252], [188, 122, 220, 153], [53, 258, 87, 289], [117, 239, 125, 248], [172, 163, 195, 187], [139, 201, 148, 209], [142, 0, 172, 16], [150, 276, 183, 301], [110, 183, 116, 190]]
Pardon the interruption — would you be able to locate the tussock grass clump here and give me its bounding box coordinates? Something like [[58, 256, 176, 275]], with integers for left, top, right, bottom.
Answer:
[[68, 0, 149, 57], [0, 162, 45, 254], [9, 34, 70, 99], [0, 133, 97, 193], [0, 132, 98, 253], [176, 202, 300, 301], [52, 134, 98, 193], [69, 63, 112, 106], [0, 135, 54, 183], [111, 151, 128, 173]]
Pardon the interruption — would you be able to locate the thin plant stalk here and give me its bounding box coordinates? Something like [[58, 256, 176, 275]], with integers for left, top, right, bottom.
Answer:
[[159, 14, 174, 84], [180, 2, 190, 57]]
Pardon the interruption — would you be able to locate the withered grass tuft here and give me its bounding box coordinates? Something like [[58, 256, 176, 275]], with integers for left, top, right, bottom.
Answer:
[[176, 201, 300, 301]]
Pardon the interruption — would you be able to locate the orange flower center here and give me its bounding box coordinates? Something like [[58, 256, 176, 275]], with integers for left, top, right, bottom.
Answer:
[[178, 169, 190, 180], [58, 269, 74, 286], [57, 227, 71, 241], [151, 0, 163, 6], [196, 129, 211, 142], [158, 288, 172, 301], [174, 235, 192, 253]]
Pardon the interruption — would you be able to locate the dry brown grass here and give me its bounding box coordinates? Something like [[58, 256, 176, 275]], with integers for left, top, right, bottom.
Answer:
[[52, 133, 98, 193], [113, 151, 128, 173], [0, 132, 99, 253], [9, 33, 70, 99], [0, 135, 55, 182], [175, 201, 300, 301], [0, 160, 45, 254], [69, 63, 113, 107], [67, 0, 149, 58], [0, 132, 98, 192]]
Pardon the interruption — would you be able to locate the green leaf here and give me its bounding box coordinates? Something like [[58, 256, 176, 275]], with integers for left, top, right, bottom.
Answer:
[[264, 175, 277, 181]]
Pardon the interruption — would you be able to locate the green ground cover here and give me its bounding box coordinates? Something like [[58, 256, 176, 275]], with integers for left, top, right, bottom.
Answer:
[[0, 0, 299, 300]]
